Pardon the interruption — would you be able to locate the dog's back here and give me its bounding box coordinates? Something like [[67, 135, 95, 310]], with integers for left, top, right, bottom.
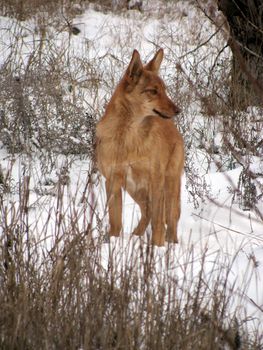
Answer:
[[96, 49, 184, 246]]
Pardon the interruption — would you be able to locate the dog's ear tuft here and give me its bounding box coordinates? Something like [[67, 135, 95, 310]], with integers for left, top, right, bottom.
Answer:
[[145, 48, 164, 73], [125, 50, 143, 86]]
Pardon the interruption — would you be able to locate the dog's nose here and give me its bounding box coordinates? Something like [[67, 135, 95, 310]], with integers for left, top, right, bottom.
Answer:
[[168, 98, 181, 115], [173, 104, 181, 115]]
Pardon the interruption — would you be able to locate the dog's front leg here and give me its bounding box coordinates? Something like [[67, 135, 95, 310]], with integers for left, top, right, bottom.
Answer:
[[106, 178, 122, 237]]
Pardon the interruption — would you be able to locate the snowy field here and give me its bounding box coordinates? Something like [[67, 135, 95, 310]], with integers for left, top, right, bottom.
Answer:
[[0, 0, 263, 344]]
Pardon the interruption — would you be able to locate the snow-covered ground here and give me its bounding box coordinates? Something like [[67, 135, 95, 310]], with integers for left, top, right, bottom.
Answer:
[[0, 1, 262, 336]]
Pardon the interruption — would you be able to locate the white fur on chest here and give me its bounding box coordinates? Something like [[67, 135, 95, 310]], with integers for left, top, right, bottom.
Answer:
[[125, 166, 137, 192], [124, 165, 145, 193]]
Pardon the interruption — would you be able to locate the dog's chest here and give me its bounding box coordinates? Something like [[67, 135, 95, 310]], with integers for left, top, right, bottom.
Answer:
[[125, 164, 148, 193], [126, 166, 137, 191]]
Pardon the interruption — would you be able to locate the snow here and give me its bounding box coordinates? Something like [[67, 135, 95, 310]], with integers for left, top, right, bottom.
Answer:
[[0, 1, 262, 336]]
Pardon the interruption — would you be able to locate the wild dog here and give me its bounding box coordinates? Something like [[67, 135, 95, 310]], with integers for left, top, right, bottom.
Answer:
[[96, 49, 184, 246]]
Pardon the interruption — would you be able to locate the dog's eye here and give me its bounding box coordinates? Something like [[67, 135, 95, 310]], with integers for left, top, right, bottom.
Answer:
[[144, 89, 158, 95]]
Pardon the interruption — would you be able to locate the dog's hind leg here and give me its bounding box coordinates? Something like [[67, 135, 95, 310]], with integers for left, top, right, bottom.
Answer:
[[165, 146, 184, 244], [150, 176, 166, 246], [165, 175, 181, 243]]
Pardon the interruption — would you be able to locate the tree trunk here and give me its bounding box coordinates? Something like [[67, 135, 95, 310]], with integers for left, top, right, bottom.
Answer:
[[218, 0, 263, 108]]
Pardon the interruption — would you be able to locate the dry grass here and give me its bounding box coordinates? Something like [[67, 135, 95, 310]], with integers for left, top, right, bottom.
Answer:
[[0, 158, 262, 349], [0, 216, 261, 349]]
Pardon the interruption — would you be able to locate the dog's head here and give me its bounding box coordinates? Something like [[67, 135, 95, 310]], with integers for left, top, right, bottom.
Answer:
[[122, 49, 180, 119]]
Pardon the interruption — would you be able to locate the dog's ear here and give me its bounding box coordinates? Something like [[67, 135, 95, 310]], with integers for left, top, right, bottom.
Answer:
[[145, 48, 164, 73], [125, 50, 143, 86]]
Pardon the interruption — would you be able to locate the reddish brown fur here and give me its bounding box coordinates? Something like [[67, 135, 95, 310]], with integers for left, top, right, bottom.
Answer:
[[96, 49, 184, 246]]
